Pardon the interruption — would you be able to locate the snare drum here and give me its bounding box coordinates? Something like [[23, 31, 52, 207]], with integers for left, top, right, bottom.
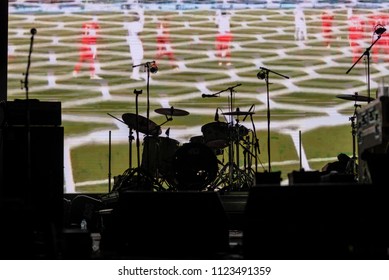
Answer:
[[201, 122, 229, 148]]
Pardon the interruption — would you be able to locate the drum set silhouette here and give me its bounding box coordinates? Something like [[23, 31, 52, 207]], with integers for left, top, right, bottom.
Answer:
[[109, 87, 260, 192]]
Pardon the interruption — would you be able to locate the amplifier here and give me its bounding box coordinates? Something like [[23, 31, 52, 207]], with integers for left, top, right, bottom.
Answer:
[[357, 96, 389, 152], [0, 99, 61, 126], [357, 96, 389, 183]]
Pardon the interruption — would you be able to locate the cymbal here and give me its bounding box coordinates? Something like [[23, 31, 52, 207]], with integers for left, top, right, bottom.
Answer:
[[122, 113, 161, 136], [222, 110, 255, 116], [336, 94, 374, 102], [154, 107, 189, 116]]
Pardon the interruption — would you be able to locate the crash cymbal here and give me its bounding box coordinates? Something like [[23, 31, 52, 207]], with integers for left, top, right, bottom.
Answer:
[[222, 109, 255, 116], [122, 113, 161, 136], [154, 107, 189, 116], [336, 94, 374, 102]]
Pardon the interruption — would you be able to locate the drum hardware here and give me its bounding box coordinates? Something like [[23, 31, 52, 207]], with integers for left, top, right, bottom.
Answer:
[[336, 93, 366, 180], [106, 85, 162, 192], [257, 66, 289, 172], [245, 105, 261, 174], [201, 83, 260, 191], [112, 166, 165, 192], [227, 111, 254, 190]]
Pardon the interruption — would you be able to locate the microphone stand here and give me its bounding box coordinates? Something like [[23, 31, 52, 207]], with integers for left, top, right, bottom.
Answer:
[[20, 28, 36, 198], [346, 30, 385, 103], [258, 67, 289, 172], [132, 61, 160, 187]]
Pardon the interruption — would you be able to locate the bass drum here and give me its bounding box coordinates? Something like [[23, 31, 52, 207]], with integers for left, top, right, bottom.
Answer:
[[172, 143, 218, 191]]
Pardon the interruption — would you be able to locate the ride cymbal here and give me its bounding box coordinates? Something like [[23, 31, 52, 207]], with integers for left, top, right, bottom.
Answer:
[[336, 94, 374, 102], [122, 113, 161, 136], [154, 107, 189, 116], [222, 110, 255, 116]]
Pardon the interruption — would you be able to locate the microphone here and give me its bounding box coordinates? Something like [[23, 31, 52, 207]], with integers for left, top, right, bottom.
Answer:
[[214, 108, 219, 122], [375, 27, 386, 35], [242, 104, 254, 122], [257, 70, 266, 80], [202, 94, 218, 98], [149, 61, 158, 73], [31, 28, 37, 35]]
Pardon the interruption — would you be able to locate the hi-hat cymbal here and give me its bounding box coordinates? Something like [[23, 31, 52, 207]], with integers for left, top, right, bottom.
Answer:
[[122, 113, 161, 136], [155, 107, 189, 116], [222, 110, 255, 116], [336, 94, 374, 102]]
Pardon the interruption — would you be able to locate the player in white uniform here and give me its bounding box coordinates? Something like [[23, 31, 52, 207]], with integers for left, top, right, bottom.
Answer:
[[294, 5, 308, 41], [126, 6, 145, 80]]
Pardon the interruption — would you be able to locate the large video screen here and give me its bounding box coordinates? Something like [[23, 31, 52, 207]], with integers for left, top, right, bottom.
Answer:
[[7, 0, 389, 193]]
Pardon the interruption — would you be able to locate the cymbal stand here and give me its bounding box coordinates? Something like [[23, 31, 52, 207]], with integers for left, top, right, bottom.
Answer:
[[239, 135, 256, 187], [225, 85, 250, 190], [205, 84, 240, 190], [223, 85, 241, 190], [133, 89, 142, 169], [348, 100, 361, 180], [257, 66, 289, 171], [247, 108, 261, 173]]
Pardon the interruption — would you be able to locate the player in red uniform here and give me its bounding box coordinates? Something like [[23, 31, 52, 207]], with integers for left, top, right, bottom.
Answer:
[[155, 19, 177, 69], [348, 9, 366, 63], [73, 19, 101, 79], [215, 10, 233, 66], [321, 10, 334, 48]]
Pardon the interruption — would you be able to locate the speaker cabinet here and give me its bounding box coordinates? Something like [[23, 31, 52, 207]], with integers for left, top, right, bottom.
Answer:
[[0, 126, 64, 228], [243, 185, 389, 259], [100, 191, 230, 259]]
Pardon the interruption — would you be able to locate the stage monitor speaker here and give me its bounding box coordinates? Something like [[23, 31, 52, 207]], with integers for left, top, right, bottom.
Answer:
[[0, 126, 64, 229], [287, 170, 321, 185], [100, 191, 230, 259], [255, 171, 282, 185], [243, 185, 389, 259]]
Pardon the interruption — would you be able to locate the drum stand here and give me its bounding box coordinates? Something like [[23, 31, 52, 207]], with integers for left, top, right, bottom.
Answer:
[[228, 119, 257, 191], [210, 84, 256, 191], [348, 100, 361, 180]]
